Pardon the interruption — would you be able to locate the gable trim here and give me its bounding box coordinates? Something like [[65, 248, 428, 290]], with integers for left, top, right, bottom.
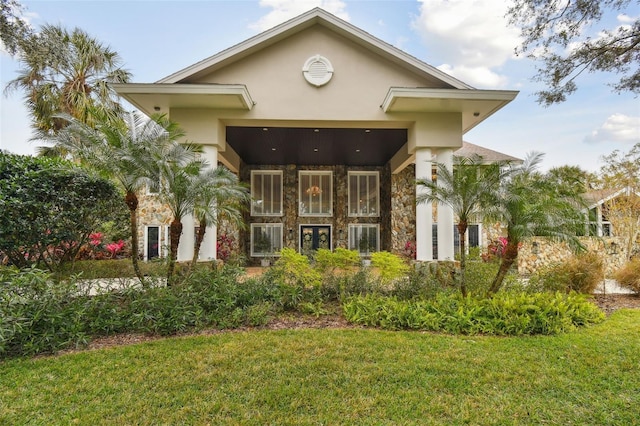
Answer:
[[158, 8, 473, 90]]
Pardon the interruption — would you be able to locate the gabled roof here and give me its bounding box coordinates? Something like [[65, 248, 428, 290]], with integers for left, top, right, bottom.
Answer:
[[584, 186, 640, 209], [158, 7, 473, 89], [455, 141, 523, 164]]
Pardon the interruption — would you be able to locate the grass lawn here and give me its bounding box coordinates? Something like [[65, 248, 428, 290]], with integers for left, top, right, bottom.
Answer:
[[1, 310, 639, 425]]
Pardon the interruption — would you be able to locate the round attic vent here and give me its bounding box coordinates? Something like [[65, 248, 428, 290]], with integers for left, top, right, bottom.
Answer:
[[302, 55, 334, 87]]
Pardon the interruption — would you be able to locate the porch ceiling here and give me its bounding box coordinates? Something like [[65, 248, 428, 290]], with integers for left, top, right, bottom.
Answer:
[[226, 126, 407, 166]]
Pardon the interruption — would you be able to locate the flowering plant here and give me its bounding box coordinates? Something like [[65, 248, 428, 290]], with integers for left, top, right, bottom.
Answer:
[[89, 232, 103, 246], [404, 241, 417, 260], [106, 240, 125, 258], [216, 234, 235, 262]]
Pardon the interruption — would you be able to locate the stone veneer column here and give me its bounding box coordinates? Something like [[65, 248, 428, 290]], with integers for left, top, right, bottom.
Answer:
[[415, 148, 433, 261], [199, 145, 219, 260], [436, 148, 455, 260]]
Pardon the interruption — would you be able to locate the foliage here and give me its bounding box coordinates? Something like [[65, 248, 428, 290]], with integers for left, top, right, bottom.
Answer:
[[5, 23, 131, 135], [51, 111, 185, 283], [613, 258, 640, 293], [0, 0, 31, 56], [598, 142, 640, 256], [343, 291, 604, 335], [314, 248, 360, 272], [370, 251, 409, 285], [417, 154, 508, 296], [216, 234, 235, 262], [0, 267, 88, 356], [266, 248, 322, 309], [486, 152, 587, 295], [508, 0, 640, 105], [0, 264, 281, 357], [54, 259, 165, 280], [0, 152, 124, 271], [529, 252, 605, 294], [190, 166, 249, 268]]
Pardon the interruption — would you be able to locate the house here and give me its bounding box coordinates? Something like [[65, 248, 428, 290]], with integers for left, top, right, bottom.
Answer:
[[583, 186, 640, 237], [113, 8, 518, 264]]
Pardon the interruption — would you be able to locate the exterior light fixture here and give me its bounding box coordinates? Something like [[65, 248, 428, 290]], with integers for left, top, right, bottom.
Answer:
[[288, 229, 293, 240], [607, 241, 618, 255], [154, 106, 161, 111], [532, 241, 539, 255], [473, 112, 480, 117]]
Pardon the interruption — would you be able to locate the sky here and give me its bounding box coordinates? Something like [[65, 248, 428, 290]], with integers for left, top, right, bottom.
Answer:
[[1, 0, 638, 173]]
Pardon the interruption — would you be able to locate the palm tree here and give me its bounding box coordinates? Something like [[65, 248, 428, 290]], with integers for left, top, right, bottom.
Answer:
[[5, 24, 130, 137], [50, 111, 183, 284], [486, 152, 586, 296], [148, 139, 203, 283], [417, 154, 506, 296], [189, 166, 249, 269]]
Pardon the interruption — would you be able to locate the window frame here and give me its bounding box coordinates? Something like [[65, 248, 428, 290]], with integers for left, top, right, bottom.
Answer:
[[348, 224, 380, 256], [348, 171, 380, 217], [144, 225, 161, 260], [250, 223, 283, 257], [298, 170, 333, 217], [251, 170, 283, 217]]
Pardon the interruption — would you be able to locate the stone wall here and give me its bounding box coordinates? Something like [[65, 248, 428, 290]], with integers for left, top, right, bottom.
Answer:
[[240, 163, 392, 264], [390, 164, 416, 254], [137, 191, 173, 257], [518, 236, 630, 277]]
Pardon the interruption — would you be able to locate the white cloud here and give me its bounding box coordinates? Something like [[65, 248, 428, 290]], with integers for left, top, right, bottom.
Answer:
[[585, 114, 640, 144], [411, 0, 521, 88], [437, 64, 508, 88], [250, 0, 349, 32]]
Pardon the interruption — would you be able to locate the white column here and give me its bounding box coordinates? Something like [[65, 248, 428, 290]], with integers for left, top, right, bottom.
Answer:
[[177, 214, 195, 262], [199, 145, 219, 260], [415, 148, 433, 261], [436, 148, 455, 261]]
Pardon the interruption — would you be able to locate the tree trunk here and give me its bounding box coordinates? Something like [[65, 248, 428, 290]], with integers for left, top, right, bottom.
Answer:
[[487, 241, 519, 296], [167, 218, 183, 285], [124, 191, 146, 286], [186, 218, 207, 277], [457, 221, 468, 297]]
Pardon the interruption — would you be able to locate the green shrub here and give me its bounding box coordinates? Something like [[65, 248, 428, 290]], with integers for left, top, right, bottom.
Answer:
[[0, 268, 88, 357], [315, 248, 360, 272], [529, 252, 604, 294], [343, 291, 604, 335], [389, 265, 455, 300], [321, 268, 378, 302], [55, 259, 166, 280], [371, 251, 409, 285], [464, 261, 522, 295], [613, 258, 640, 293]]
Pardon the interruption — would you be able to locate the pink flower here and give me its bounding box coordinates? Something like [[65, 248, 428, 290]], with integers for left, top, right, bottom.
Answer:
[[89, 232, 103, 246], [106, 240, 125, 257]]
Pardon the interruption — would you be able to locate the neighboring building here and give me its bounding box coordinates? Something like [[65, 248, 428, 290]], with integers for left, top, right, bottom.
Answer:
[[114, 8, 518, 264], [583, 186, 640, 237]]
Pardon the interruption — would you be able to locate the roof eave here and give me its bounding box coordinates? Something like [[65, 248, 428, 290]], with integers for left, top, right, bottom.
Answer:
[[381, 87, 519, 133], [112, 83, 255, 116]]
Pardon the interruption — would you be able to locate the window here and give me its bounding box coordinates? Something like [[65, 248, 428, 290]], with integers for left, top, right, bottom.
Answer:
[[454, 224, 481, 256], [251, 171, 283, 216], [145, 226, 161, 260], [348, 224, 379, 255], [250, 224, 283, 257], [348, 172, 379, 217], [299, 171, 332, 216], [587, 206, 612, 236]]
